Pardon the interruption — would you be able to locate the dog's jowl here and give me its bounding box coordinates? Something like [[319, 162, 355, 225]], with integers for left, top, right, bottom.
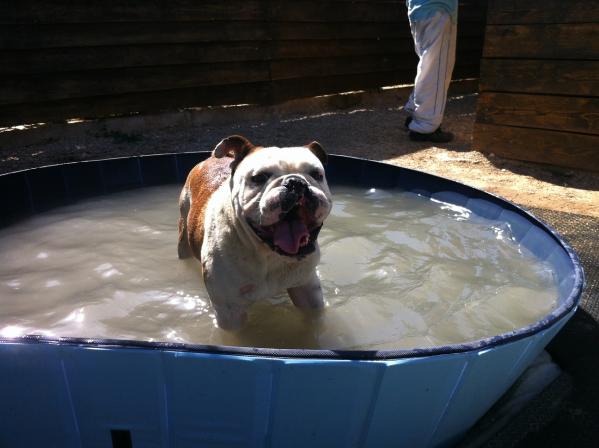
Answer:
[[178, 135, 332, 330]]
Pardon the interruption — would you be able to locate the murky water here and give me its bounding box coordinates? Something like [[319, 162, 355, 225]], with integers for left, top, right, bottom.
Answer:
[[0, 185, 558, 350]]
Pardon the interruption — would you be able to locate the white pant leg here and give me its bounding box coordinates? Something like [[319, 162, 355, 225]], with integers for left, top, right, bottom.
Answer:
[[405, 91, 416, 115], [405, 11, 457, 134]]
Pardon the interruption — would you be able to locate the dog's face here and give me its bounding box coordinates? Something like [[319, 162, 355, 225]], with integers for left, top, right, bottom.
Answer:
[[214, 136, 332, 258]]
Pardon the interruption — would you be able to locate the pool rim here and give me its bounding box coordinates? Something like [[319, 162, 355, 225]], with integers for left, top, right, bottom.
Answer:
[[0, 153, 585, 360]]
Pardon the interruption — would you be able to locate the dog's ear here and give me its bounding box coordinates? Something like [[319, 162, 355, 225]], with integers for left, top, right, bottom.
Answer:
[[213, 135, 255, 159], [306, 141, 327, 166], [213, 135, 255, 171]]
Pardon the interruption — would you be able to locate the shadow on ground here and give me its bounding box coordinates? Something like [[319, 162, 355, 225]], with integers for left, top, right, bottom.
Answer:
[[0, 92, 477, 174], [484, 156, 599, 193]]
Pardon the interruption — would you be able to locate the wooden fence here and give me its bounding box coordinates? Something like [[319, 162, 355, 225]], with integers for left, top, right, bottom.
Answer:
[[1, 0, 486, 127], [474, 0, 599, 172]]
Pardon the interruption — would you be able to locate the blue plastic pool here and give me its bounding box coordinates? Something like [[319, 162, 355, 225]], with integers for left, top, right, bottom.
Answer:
[[0, 153, 583, 448]]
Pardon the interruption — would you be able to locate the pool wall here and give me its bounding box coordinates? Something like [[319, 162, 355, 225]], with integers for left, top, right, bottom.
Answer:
[[0, 153, 583, 448]]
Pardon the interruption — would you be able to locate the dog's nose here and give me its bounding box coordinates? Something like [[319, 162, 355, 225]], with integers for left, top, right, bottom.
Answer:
[[282, 176, 307, 195]]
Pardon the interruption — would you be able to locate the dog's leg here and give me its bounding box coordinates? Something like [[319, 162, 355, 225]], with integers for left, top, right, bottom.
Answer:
[[178, 186, 192, 259], [203, 263, 249, 331], [212, 301, 248, 331], [288, 271, 325, 310]]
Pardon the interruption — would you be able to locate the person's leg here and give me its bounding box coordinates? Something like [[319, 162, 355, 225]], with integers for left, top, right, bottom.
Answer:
[[405, 91, 416, 116], [430, 12, 457, 130], [404, 90, 416, 129], [406, 11, 456, 135]]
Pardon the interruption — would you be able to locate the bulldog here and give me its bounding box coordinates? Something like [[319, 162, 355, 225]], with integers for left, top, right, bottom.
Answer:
[[178, 135, 332, 330]]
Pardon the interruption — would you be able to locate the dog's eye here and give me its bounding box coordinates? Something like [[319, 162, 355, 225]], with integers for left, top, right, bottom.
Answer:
[[310, 170, 324, 181], [250, 172, 270, 184]]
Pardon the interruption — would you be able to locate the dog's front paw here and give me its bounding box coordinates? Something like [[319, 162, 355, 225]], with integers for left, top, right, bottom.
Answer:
[[287, 272, 325, 310]]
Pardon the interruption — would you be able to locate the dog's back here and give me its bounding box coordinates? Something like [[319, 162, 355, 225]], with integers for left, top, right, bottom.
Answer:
[[178, 157, 231, 260]]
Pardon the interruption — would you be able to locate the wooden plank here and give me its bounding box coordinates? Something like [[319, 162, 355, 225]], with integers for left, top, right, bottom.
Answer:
[[473, 123, 599, 172], [3, 40, 411, 75], [487, 0, 599, 25], [0, 22, 270, 50], [273, 21, 485, 41], [271, 22, 405, 41], [270, 1, 406, 23], [271, 55, 407, 80], [0, 38, 482, 75], [3, 0, 268, 24], [483, 24, 599, 60], [274, 36, 482, 59], [1, 23, 272, 50], [476, 93, 599, 135], [272, 49, 482, 80], [457, 21, 487, 38], [479, 59, 599, 97], [0, 82, 272, 127], [0, 48, 481, 103], [0, 24, 271, 51], [273, 72, 481, 104], [271, 62, 480, 103], [1, 21, 485, 50], [270, 71, 479, 105], [272, 39, 412, 60], [3, 0, 486, 24], [272, 21, 484, 42], [270, 70, 415, 103], [452, 62, 482, 80], [1, 40, 414, 75], [0, 0, 486, 126], [0, 66, 481, 127], [0, 42, 271, 75], [0, 62, 271, 105], [457, 2, 488, 22], [1, 22, 403, 50], [271, 0, 486, 23]]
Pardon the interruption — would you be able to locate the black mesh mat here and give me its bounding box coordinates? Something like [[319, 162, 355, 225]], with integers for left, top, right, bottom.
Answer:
[[531, 208, 599, 318], [464, 208, 599, 448]]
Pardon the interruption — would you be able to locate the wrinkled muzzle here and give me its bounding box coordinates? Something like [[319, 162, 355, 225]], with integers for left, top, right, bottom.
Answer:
[[251, 176, 330, 257]]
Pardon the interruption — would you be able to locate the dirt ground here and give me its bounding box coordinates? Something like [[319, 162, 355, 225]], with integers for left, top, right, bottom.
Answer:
[[1, 88, 598, 217]]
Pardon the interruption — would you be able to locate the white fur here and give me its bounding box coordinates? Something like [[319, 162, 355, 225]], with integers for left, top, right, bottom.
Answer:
[[200, 146, 332, 330]]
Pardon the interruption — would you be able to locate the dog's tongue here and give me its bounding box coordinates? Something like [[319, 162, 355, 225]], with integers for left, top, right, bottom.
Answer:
[[273, 220, 309, 254]]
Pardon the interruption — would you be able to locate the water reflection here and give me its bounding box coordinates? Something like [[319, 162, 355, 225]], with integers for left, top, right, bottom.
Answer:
[[0, 185, 558, 350]]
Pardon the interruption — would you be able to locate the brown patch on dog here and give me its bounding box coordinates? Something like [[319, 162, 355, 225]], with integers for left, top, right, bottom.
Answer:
[[178, 157, 231, 260], [178, 135, 261, 261]]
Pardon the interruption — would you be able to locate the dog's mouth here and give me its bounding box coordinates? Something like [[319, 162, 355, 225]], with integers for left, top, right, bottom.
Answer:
[[250, 199, 322, 258]]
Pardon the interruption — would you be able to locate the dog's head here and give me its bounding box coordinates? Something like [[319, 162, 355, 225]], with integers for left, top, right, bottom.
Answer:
[[213, 135, 332, 258]]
